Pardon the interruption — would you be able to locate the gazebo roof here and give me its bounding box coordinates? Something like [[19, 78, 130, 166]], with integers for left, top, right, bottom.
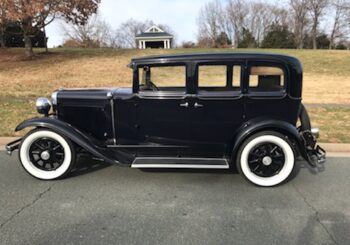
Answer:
[[135, 25, 173, 39]]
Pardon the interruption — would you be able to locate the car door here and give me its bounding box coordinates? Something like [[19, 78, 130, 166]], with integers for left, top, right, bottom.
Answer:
[[189, 62, 245, 158], [135, 63, 192, 156], [245, 61, 300, 124]]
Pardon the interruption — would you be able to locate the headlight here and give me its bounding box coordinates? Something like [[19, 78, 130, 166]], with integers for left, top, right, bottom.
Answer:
[[36, 97, 51, 115]]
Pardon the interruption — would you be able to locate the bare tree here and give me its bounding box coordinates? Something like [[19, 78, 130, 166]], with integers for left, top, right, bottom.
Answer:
[[0, 0, 9, 48], [113, 19, 153, 48], [63, 14, 112, 48], [307, 0, 328, 49], [248, 2, 289, 47], [197, 0, 224, 47], [226, 0, 249, 48], [199, 0, 350, 49], [290, 0, 309, 49], [329, 0, 350, 49], [248, 2, 270, 46]]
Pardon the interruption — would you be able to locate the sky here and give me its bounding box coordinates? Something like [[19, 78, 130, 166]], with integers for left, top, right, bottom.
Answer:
[[45, 0, 333, 48], [46, 0, 208, 47]]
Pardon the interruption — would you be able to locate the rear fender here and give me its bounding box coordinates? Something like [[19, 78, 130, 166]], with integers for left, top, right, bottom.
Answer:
[[230, 118, 309, 163], [15, 117, 132, 166]]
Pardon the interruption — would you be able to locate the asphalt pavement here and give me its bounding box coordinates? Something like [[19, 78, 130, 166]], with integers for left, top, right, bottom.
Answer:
[[0, 152, 349, 245]]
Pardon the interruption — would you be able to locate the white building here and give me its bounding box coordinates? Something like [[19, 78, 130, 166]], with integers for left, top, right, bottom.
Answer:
[[135, 26, 173, 49]]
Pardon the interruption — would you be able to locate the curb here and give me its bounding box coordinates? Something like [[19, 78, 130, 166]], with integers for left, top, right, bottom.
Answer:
[[0, 137, 20, 151], [0, 137, 349, 154]]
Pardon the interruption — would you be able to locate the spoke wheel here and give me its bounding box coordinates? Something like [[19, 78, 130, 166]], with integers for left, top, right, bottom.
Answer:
[[237, 131, 295, 187], [19, 129, 75, 180], [248, 143, 285, 177], [29, 138, 65, 171]]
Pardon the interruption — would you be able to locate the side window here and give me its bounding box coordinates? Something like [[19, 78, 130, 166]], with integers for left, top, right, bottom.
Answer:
[[198, 65, 241, 91], [249, 66, 285, 92], [139, 65, 186, 92]]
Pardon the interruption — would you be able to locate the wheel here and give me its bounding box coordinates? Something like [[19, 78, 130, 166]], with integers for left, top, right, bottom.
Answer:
[[236, 131, 295, 187], [19, 129, 76, 180]]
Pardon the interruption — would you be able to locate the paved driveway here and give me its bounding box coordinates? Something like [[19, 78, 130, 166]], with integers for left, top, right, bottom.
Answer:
[[0, 152, 349, 245]]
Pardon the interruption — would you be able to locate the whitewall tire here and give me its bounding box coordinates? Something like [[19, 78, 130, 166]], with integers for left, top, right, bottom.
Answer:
[[19, 129, 76, 180], [236, 131, 295, 187]]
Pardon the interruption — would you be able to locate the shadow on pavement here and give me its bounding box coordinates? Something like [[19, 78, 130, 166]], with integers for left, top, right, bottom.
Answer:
[[297, 157, 326, 175], [68, 156, 112, 178]]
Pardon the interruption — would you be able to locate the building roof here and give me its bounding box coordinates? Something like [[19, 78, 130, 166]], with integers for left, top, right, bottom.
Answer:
[[135, 32, 173, 39], [135, 25, 173, 39]]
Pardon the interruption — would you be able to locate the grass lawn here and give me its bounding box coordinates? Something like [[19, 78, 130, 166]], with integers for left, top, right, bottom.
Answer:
[[0, 48, 349, 142]]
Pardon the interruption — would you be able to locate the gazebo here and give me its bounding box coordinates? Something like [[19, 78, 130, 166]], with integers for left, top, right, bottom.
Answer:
[[135, 26, 173, 49]]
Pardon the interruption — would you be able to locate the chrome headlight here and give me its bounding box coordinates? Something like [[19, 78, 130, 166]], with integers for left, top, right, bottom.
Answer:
[[36, 97, 51, 115]]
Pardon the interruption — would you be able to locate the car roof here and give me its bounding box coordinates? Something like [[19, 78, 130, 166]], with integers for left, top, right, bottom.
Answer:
[[130, 52, 301, 67]]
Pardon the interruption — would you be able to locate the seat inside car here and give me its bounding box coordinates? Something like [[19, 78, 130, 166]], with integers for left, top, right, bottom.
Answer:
[[258, 75, 283, 91]]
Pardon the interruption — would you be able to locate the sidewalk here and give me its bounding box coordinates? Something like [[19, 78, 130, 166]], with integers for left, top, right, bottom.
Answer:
[[1, 137, 349, 156]]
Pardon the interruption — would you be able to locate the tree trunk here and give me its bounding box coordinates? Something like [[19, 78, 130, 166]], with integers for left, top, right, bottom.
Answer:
[[0, 26, 5, 48], [24, 33, 33, 58], [297, 32, 304, 49], [312, 30, 317, 49], [43, 26, 48, 53], [0, 35, 5, 48], [311, 14, 319, 50]]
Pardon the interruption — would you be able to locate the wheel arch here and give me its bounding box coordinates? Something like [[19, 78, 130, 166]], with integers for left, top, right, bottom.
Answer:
[[229, 119, 308, 164], [15, 117, 131, 166]]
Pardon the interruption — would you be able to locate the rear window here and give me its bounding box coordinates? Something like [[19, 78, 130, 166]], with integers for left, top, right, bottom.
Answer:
[[249, 66, 285, 92]]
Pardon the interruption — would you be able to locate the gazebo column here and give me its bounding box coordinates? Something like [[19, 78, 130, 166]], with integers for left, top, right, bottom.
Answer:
[[143, 41, 146, 49], [139, 40, 142, 49], [164, 40, 167, 49]]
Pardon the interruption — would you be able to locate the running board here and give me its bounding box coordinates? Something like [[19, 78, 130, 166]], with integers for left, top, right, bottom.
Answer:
[[131, 157, 229, 169]]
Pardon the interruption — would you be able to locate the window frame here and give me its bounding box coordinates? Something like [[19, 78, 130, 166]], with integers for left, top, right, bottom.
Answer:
[[194, 61, 243, 97], [134, 62, 189, 96], [246, 61, 289, 97]]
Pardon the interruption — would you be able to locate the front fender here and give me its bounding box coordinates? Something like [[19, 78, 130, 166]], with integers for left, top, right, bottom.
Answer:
[[15, 117, 132, 166], [230, 118, 309, 163]]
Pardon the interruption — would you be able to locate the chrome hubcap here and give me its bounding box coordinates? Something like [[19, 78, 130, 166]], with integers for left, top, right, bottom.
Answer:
[[40, 151, 50, 161], [262, 156, 272, 166]]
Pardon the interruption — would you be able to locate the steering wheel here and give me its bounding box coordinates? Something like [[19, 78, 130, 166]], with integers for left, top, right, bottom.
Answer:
[[148, 81, 159, 91]]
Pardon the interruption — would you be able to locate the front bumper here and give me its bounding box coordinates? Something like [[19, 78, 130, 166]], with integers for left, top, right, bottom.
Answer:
[[5, 138, 21, 156]]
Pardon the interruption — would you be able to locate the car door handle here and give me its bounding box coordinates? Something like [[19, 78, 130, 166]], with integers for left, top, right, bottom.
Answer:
[[179, 102, 189, 108], [194, 102, 204, 108]]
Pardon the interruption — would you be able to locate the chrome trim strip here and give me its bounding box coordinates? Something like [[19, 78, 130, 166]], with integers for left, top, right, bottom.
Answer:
[[107, 92, 117, 145], [131, 164, 229, 169], [107, 145, 188, 148], [131, 157, 229, 169], [133, 157, 228, 161], [51, 91, 59, 105]]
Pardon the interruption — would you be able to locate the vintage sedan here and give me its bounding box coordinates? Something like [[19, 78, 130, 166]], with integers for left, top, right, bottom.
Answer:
[[6, 53, 325, 186]]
